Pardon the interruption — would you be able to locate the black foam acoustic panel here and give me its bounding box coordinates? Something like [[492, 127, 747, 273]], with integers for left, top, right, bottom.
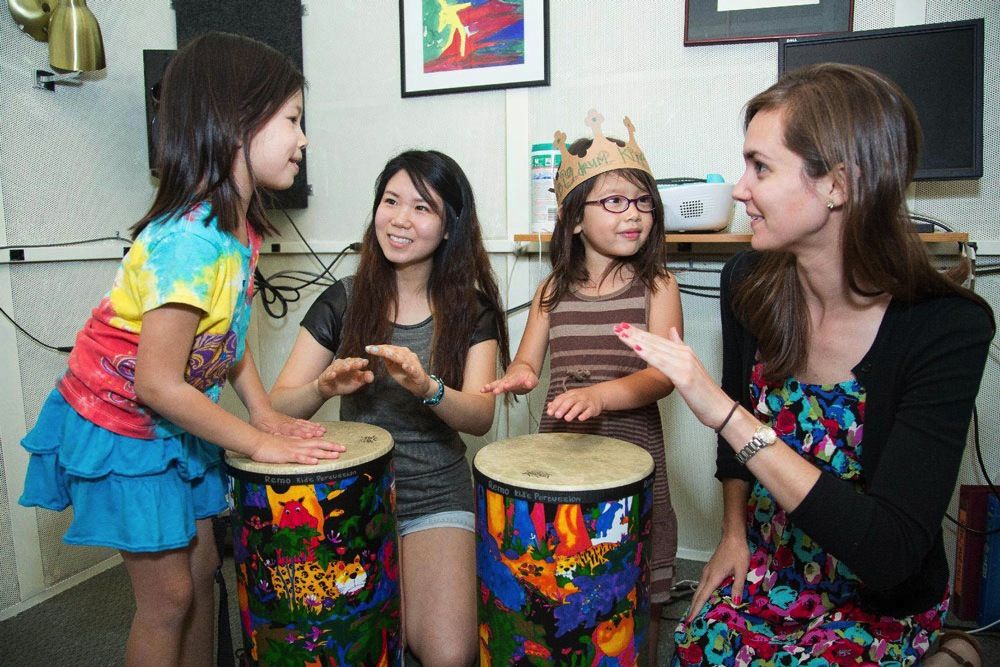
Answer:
[[144, 0, 309, 209]]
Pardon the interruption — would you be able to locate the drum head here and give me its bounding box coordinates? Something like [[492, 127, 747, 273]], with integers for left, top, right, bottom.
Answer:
[[473, 432, 653, 492], [225, 421, 393, 475]]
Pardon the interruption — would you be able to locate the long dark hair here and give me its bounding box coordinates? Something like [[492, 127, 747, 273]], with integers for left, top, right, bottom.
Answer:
[[733, 63, 991, 380], [542, 138, 669, 311], [131, 32, 305, 239], [340, 150, 510, 389]]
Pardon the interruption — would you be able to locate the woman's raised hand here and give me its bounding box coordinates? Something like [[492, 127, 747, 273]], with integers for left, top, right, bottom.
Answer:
[[614, 324, 731, 428], [316, 357, 375, 398], [480, 363, 539, 395], [365, 344, 431, 397]]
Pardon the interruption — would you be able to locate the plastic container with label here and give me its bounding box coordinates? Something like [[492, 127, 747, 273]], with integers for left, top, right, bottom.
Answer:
[[530, 143, 561, 233]]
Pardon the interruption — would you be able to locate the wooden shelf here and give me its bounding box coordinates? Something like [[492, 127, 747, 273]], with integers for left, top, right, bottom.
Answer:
[[513, 232, 969, 244]]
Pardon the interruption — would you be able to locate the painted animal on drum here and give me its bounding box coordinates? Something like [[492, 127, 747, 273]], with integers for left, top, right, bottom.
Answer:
[[554, 541, 619, 580], [268, 554, 369, 611], [276, 497, 321, 560], [266, 484, 346, 547]]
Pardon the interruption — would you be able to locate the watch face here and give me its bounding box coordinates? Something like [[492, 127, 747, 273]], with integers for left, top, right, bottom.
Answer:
[[757, 426, 777, 445]]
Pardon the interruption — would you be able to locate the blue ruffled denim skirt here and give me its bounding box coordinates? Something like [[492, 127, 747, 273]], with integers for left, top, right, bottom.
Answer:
[[19, 388, 227, 552]]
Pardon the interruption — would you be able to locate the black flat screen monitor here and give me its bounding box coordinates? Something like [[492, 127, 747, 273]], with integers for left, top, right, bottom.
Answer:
[[778, 19, 983, 181]]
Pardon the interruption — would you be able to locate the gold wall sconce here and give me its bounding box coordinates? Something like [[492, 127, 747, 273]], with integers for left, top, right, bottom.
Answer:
[[8, 0, 106, 90]]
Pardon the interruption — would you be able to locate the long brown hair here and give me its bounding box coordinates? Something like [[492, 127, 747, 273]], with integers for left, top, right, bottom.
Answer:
[[340, 151, 510, 388], [542, 138, 669, 311], [732, 63, 990, 380], [131, 32, 305, 239]]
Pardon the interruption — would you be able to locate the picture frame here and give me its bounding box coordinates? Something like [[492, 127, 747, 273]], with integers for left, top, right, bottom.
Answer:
[[684, 0, 853, 46], [399, 0, 549, 98]]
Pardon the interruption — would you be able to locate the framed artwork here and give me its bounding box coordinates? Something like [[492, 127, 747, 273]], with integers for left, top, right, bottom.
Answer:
[[684, 0, 853, 45], [399, 0, 549, 97]]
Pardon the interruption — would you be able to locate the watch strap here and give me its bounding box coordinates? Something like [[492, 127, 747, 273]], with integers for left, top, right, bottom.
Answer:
[[735, 427, 773, 465]]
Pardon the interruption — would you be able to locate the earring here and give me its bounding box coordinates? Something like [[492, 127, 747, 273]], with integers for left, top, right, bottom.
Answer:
[[826, 201, 835, 210]]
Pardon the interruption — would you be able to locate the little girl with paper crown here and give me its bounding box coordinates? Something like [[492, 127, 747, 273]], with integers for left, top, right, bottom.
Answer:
[[482, 109, 683, 658], [18, 33, 343, 665]]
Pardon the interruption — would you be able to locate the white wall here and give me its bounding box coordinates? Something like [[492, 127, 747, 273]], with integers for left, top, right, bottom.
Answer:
[[0, 0, 997, 615]]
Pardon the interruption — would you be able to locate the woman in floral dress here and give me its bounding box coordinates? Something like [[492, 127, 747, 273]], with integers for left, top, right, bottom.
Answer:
[[614, 64, 993, 666]]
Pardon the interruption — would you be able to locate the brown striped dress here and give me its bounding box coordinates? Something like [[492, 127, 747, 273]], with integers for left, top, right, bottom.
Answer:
[[538, 279, 678, 604]]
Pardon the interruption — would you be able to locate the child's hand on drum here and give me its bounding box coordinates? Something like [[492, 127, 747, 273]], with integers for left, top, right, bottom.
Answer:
[[481, 363, 538, 395], [546, 386, 605, 421], [365, 345, 432, 398], [251, 407, 326, 439], [249, 432, 346, 465], [316, 357, 375, 398]]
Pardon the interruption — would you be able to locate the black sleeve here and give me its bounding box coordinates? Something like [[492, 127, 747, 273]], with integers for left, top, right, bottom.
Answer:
[[716, 251, 757, 482], [788, 297, 994, 590], [300, 280, 349, 352], [470, 291, 500, 346]]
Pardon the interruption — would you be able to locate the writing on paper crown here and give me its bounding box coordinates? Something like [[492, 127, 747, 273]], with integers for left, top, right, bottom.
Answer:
[[552, 109, 654, 205]]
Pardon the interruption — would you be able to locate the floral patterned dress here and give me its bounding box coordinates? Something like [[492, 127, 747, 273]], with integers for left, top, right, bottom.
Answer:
[[672, 361, 947, 666]]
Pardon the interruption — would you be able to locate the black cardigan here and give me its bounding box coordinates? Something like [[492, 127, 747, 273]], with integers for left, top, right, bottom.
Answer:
[[716, 251, 994, 617]]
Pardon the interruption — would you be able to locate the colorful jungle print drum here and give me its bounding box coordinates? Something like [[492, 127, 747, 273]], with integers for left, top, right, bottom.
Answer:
[[226, 421, 400, 666], [473, 433, 655, 666]]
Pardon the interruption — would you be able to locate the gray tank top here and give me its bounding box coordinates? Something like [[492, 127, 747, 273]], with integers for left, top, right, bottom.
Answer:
[[301, 277, 498, 520]]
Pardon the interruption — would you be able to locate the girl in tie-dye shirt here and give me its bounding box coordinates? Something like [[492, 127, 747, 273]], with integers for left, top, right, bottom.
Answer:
[[19, 33, 343, 666]]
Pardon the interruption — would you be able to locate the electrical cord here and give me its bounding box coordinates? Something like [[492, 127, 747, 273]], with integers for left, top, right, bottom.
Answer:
[[974, 264, 1000, 276], [671, 265, 723, 301], [0, 233, 129, 353], [910, 213, 954, 233], [944, 407, 1000, 537], [0, 303, 72, 352], [0, 234, 130, 251], [253, 210, 362, 319], [254, 242, 357, 319], [279, 209, 346, 284], [967, 616, 1000, 635]]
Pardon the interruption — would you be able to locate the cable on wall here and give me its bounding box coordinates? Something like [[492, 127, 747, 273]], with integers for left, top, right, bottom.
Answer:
[[0, 233, 131, 353], [0, 233, 130, 252], [0, 304, 72, 353], [253, 211, 361, 319]]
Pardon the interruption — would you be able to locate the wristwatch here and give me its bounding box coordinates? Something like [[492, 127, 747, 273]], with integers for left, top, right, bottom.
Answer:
[[735, 425, 777, 465]]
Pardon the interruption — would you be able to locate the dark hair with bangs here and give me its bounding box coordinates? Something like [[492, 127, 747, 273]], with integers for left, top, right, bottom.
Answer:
[[131, 32, 305, 239], [541, 137, 669, 312], [339, 150, 510, 389], [732, 63, 991, 380]]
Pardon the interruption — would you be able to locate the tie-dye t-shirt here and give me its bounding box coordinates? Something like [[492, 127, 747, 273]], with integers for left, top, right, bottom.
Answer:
[[58, 203, 260, 439]]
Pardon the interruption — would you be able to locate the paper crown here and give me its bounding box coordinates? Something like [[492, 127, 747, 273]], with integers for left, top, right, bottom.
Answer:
[[552, 109, 654, 205]]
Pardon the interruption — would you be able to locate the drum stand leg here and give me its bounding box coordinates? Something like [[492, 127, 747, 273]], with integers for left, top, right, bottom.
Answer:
[[212, 514, 236, 667]]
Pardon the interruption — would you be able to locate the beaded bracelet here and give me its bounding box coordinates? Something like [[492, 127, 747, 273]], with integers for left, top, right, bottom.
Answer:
[[715, 400, 740, 435], [422, 374, 445, 406]]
